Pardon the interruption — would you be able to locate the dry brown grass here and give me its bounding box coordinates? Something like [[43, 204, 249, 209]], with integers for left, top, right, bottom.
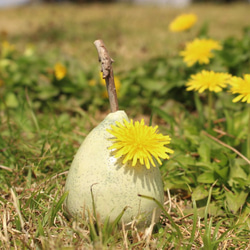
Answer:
[[1, 176, 248, 249]]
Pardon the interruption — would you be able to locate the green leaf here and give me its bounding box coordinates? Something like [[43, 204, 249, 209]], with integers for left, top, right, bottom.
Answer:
[[37, 86, 59, 100], [214, 166, 229, 180], [228, 164, 248, 187], [173, 153, 196, 167], [195, 162, 214, 171], [198, 143, 211, 163], [151, 105, 176, 125], [192, 185, 209, 201], [225, 190, 249, 213], [5, 92, 19, 108], [197, 172, 215, 184], [141, 79, 165, 91]]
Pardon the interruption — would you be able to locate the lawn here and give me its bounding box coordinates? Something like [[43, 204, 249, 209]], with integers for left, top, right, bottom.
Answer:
[[1, 2, 250, 71], [0, 2, 250, 249]]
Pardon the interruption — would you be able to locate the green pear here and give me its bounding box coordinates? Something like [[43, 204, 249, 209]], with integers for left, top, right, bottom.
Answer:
[[64, 110, 164, 226]]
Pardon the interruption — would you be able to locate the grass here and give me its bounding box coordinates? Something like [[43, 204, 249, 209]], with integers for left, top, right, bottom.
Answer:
[[1, 2, 250, 72], [2, 83, 249, 248], [1, 2, 250, 249]]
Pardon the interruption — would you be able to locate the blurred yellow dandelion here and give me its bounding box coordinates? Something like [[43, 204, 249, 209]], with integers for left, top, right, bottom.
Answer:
[[1, 41, 15, 56], [169, 14, 197, 32], [186, 70, 231, 93], [228, 74, 250, 103], [1, 41, 15, 51], [100, 72, 106, 86], [54, 62, 67, 81], [107, 119, 174, 169], [88, 79, 97, 86], [100, 72, 121, 98], [24, 44, 35, 57], [180, 38, 222, 67]]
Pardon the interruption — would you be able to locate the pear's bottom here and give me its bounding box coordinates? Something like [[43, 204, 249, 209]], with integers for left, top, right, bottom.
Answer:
[[63, 181, 164, 229]]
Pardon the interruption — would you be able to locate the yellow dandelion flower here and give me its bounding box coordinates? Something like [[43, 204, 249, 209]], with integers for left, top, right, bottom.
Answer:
[[1, 41, 15, 51], [107, 119, 174, 169], [100, 72, 106, 86], [169, 14, 197, 32], [102, 91, 109, 99], [180, 38, 222, 67], [24, 44, 35, 57], [228, 74, 250, 103], [1, 41, 15, 57], [54, 62, 67, 81], [88, 79, 97, 86], [100, 72, 121, 98], [186, 70, 231, 93]]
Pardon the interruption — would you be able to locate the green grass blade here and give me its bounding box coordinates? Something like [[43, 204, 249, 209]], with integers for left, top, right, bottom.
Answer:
[[187, 199, 198, 250], [90, 183, 100, 235], [202, 181, 217, 250], [49, 191, 68, 226], [138, 194, 182, 239], [150, 105, 176, 134], [110, 206, 128, 232], [87, 208, 99, 242], [25, 88, 40, 133], [36, 219, 45, 237], [194, 92, 205, 128]]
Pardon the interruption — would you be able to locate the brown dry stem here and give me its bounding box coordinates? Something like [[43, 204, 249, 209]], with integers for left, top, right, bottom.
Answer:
[[94, 39, 119, 112], [202, 131, 250, 165]]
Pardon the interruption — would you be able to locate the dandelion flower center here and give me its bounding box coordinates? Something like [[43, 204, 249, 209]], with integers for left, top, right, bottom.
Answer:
[[107, 119, 174, 169]]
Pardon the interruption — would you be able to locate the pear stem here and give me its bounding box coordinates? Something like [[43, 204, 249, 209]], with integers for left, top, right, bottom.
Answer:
[[94, 39, 119, 112]]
